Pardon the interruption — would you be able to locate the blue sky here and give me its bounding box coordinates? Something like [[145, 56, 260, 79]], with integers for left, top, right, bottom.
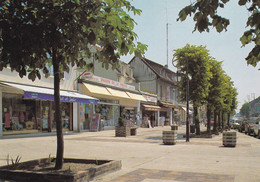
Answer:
[[120, 0, 260, 112]]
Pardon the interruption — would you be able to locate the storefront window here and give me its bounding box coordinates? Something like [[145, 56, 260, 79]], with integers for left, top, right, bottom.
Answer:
[[120, 107, 137, 126], [95, 104, 119, 130], [2, 93, 37, 134], [2, 93, 73, 135], [79, 103, 93, 130]]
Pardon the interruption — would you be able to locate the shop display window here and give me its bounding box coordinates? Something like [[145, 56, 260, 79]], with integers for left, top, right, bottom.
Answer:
[[2, 93, 37, 133], [79, 103, 92, 130], [95, 104, 119, 129], [2, 93, 72, 135]]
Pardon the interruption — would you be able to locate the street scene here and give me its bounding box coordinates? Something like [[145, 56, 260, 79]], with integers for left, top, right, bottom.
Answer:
[[0, 0, 260, 182]]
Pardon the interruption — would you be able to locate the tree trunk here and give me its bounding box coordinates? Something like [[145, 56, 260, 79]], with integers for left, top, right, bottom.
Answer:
[[222, 112, 224, 130], [227, 112, 230, 128], [218, 111, 221, 131], [194, 106, 200, 135], [213, 110, 217, 132], [206, 106, 211, 134], [53, 50, 64, 170]]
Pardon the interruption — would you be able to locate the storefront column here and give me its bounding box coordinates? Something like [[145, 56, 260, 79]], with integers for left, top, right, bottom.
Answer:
[[170, 108, 173, 125], [157, 111, 160, 126], [0, 89, 2, 137], [73, 102, 78, 132]]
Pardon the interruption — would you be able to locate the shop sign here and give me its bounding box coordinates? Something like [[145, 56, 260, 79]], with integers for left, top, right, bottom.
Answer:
[[81, 72, 93, 79], [143, 95, 157, 103], [24, 92, 98, 104], [83, 74, 135, 90]]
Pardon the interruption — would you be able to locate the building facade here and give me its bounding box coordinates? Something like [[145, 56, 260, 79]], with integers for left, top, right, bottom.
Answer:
[[249, 96, 260, 117], [77, 55, 157, 130], [129, 56, 179, 126], [0, 66, 98, 137]]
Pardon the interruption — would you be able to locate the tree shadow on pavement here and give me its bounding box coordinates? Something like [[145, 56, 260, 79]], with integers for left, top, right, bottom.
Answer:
[[146, 134, 185, 141]]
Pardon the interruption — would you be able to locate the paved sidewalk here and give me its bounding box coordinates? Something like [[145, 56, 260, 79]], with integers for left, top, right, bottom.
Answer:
[[1, 125, 260, 182]]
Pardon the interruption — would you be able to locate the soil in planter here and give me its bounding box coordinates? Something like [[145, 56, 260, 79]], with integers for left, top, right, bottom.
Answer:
[[9, 162, 97, 174]]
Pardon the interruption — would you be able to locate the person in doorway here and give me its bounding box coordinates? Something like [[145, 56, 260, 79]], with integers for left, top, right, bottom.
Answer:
[[150, 114, 155, 128]]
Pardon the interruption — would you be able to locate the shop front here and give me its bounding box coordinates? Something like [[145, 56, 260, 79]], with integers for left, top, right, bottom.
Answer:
[[158, 101, 176, 126], [0, 82, 98, 136], [79, 78, 147, 130], [141, 104, 161, 127]]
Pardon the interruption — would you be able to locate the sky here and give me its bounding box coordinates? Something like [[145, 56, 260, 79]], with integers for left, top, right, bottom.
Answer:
[[120, 0, 260, 112]]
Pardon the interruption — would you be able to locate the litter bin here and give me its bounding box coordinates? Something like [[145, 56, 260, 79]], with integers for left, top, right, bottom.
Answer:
[[190, 124, 195, 133]]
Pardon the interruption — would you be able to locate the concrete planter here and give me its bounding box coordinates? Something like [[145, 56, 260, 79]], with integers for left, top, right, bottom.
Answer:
[[171, 125, 178, 130], [223, 131, 236, 147], [162, 130, 177, 145], [0, 158, 121, 182], [115, 126, 130, 137], [130, 127, 138, 136]]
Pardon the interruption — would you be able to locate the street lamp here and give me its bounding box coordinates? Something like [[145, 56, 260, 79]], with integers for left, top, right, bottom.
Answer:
[[172, 57, 190, 142]]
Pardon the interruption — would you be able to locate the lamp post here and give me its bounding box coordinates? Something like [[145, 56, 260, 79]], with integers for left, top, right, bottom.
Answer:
[[185, 58, 190, 142], [172, 57, 190, 142]]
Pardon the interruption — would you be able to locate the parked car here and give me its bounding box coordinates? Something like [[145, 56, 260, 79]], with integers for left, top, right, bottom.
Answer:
[[238, 119, 246, 132], [253, 117, 260, 138], [231, 120, 240, 129], [245, 118, 256, 135]]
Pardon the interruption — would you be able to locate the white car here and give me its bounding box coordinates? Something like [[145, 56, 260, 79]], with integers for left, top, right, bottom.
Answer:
[[252, 117, 260, 138]]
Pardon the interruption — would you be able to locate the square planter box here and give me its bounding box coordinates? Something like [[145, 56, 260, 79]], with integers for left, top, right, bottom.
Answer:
[[223, 131, 237, 147], [162, 130, 177, 145], [115, 126, 130, 137], [0, 158, 121, 182]]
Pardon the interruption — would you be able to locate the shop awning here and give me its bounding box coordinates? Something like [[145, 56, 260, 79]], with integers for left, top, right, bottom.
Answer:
[[82, 83, 112, 96], [1, 82, 98, 104], [106, 87, 130, 99], [181, 107, 192, 114], [126, 92, 147, 101], [159, 101, 176, 108], [142, 104, 161, 111]]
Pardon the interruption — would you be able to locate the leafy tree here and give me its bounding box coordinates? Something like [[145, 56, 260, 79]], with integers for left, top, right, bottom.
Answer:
[[173, 44, 211, 135], [240, 102, 250, 118], [178, 0, 260, 68], [221, 74, 232, 128], [206, 58, 224, 133], [0, 0, 146, 169], [228, 86, 238, 126]]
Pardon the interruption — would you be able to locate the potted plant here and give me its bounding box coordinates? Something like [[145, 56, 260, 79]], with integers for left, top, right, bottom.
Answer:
[[115, 117, 130, 137]]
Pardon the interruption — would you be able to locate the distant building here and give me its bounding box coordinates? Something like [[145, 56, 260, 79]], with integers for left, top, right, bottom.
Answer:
[[249, 96, 260, 117]]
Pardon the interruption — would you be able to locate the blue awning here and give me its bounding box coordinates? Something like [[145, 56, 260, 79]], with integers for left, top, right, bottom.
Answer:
[[1, 82, 98, 104]]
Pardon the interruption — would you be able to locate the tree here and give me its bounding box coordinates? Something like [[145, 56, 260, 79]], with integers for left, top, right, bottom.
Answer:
[[228, 86, 238, 126], [240, 102, 250, 118], [221, 74, 237, 129], [178, 0, 260, 68], [206, 58, 224, 133], [0, 0, 146, 169], [173, 44, 211, 135]]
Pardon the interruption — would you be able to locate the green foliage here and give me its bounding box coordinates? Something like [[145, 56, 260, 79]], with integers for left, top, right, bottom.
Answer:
[[118, 117, 126, 127], [206, 59, 225, 112], [6, 154, 22, 169], [178, 0, 260, 68], [240, 102, 250, 118], [0, 0, 147, 80], [173, 44, 211, 108]]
